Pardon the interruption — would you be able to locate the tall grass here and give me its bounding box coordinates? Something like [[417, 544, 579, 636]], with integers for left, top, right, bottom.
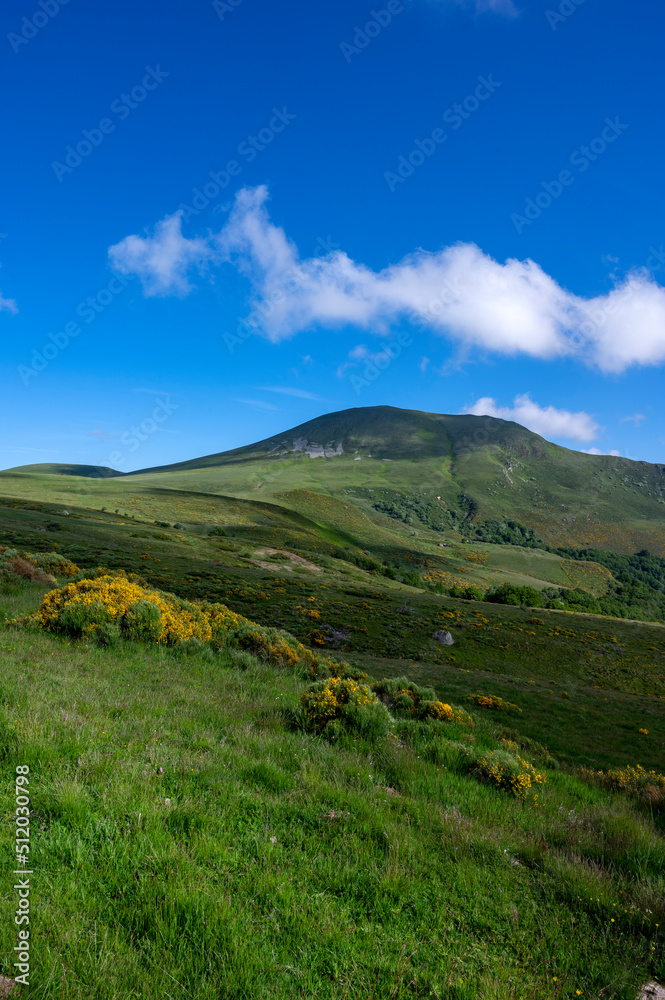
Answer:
[[0, 579, 662, 998]]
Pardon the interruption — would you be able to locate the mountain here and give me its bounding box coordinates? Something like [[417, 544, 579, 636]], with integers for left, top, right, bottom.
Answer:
[[123, 406, 665, 555], [2, 463, 123, 478], [4, 407, 664, 554]]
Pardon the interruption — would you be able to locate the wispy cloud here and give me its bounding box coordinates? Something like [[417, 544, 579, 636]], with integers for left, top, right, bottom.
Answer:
[[620, 413, 645, 426], [259, 386, 322, 400], [234, 398, 279, 411], [134, 387, 178, 396], [464, 393, 600, 442], [109, 185, 665, 375], [0, 292, 18, 315]]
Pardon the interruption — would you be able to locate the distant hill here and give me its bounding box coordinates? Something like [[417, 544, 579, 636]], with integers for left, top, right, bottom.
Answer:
[[2, 463, 123, 479], [4, 407, 664, 554], [119, 405, 665, 554]]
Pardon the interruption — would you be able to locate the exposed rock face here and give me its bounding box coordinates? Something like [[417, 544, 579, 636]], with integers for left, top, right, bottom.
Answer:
[[433, 630, 454, 646], [276, 437, 344, 459], [639, 984, 665, 1000]]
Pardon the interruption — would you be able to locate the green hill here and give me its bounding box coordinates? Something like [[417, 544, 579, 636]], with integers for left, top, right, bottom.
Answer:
[[120, 406, 665, 556], [2, 463, 122, 478]]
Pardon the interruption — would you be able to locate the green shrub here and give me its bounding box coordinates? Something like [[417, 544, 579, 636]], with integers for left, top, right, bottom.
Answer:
[[300, 677, 391, 740], [58, 600, 113, 639], [121, 600, 164, 643]]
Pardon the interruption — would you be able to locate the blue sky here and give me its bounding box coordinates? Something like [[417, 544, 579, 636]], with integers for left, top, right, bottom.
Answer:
[[2, 0, 664, 472]]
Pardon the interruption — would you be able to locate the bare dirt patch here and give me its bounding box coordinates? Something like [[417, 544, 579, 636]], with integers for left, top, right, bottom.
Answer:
[[253, 548, 321, 573]]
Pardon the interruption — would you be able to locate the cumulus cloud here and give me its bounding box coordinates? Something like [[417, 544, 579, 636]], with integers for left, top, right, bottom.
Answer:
[[464, 394, 600, 442], [0, 292, 18, 315], [583, 447, 621, 456], [109, 186, 665, 374], [108, 212, 209, 297]]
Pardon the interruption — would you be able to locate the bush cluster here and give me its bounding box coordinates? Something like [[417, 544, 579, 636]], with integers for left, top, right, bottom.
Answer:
[[371, 676, 473, 726], [299, 676, 391, 740], [0, 547, 55, 585], [25, 575, 368, 680], [466, 693, 522, 714], [30, 551, 81, 578], [472, 748, 547, 798], [578, 763, 665, 808]]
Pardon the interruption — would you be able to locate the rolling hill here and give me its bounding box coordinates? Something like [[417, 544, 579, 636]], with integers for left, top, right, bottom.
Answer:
[[4, 406, 665, 555]]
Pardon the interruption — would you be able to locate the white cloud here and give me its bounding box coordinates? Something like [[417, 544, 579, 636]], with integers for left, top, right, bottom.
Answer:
[[108, 212, 209, 297], [620, 413, 645, 426], [109, 186, 665, 374], [583, 447, 621, 456], [259, 386, 321, 400], [0, 292, 18, 315], [464, 394, 600, 442], [234, 398, 279, 411]]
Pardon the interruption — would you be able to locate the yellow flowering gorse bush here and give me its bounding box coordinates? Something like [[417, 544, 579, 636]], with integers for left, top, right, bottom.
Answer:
[[26, 576, 368, 681], [466, 694, 522, 714], [300, 676, 390, 738], [474, 748, 547, 799], [578, 763, 665, 807], [35, 575, 212, 645]]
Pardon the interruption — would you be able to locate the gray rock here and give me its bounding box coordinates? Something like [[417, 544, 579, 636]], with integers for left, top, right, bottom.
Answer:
[[433, 630, 454, 646]]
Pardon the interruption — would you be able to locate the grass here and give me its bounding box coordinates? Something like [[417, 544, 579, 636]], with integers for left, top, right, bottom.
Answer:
[[0, 578, 663, 999]]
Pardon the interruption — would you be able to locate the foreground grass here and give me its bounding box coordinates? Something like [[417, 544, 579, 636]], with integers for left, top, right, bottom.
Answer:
[[0, 585, 663, 998]]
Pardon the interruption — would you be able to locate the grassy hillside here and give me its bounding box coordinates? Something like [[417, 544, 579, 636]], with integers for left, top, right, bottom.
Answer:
[[0, 495, 663, 774], [0, 569, 663, 999], [113, 406, 665, 556], [5, 406, 665, 555]]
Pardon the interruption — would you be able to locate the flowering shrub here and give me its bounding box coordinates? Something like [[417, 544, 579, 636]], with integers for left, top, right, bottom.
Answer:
[[427, 701, 474, 727], [30, 552, 81, 578], [472, 748, 546, 798], [577, 764, 665, 808], [466, 694, 522, 714], [0, 548, 55, 585], [372, 676, 436, 715], [32, 576, 212, 645], [26, 577, 370, 682], [372, 676, 473, 727], [300, 676, 391, 739]]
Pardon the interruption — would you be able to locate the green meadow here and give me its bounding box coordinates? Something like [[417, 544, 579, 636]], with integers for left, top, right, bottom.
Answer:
[[0, 574, 663, 999], [1, 407, 664, 997]]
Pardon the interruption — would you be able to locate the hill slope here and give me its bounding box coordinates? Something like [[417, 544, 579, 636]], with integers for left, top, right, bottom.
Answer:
[[125, 406, 665, 555]]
